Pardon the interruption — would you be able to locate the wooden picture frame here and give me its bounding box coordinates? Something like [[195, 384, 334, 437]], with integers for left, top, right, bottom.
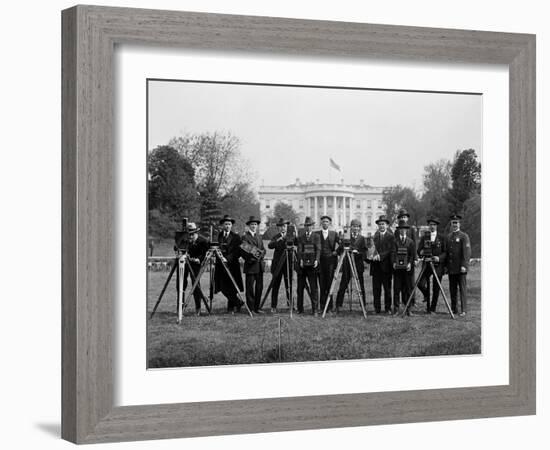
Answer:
[[62, 5, 536, 444]]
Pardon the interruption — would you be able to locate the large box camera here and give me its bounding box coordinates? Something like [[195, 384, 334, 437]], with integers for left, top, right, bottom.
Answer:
[[174, 218, 190, 252], [285, 224, 296, 249], [302, 243, 316, 267], [422, 230, 433, 260], [395, 247, 409, 270]]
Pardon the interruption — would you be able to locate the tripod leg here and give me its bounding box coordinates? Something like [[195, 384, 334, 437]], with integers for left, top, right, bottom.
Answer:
[[178, 257, 185, 323], [286, 252, 293, 317], [186, 259, 211, 314], [181, 252, 212, 321], [401, 263, 426, 317], [216, 252, 253, 318], [348, 253, 367, 319], [259, 251, 287, 310], [431, 262, 455, 319], [323, 253, 345, 318], [150, 258, 178, 318], [209, 258, 214, 313]]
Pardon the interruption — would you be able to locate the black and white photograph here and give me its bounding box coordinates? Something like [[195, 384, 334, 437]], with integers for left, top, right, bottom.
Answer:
[[147, 79, 482, 368]]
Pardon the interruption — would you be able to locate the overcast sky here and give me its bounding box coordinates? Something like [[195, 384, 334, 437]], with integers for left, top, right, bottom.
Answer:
[[148, 80, 481, 190]]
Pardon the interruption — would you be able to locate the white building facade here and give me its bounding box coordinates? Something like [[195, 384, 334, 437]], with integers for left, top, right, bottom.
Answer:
[[259, 179, 387, 234]]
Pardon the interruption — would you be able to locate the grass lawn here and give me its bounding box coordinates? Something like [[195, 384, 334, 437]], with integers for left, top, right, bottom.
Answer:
[[147, 257, 481, 368]]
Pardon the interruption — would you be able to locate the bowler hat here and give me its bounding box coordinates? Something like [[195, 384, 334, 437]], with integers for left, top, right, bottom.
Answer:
[[426, 216, 440, 225], [187, 222, 200, 233], [275, 217, 290, 227], [375, 215, 390, 225], [397, 208, 410, 218], [246, 215, 261, 225], [302, 216, 315, 226], [350, 219, 362, 228], [219, 214, 235, 224], [396, 219, 410, 229], [320, 215, 332, 222]]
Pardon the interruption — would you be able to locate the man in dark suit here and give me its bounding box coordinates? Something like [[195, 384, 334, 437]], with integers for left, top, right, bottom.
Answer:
[[392, 219, 417, 315], [267, 218, 290, 313], [296, 216, 320, 314], [182, 223, 209, 316], [336, 219, 367, 310], [417, 216, 447, 313], [394, 208, 418, 306], [241, 216, 266, 314], [369, 215, 395, 314], [446, 214, 472, 316], [316, 215, 340, 312], [215, 215, 244, 313]]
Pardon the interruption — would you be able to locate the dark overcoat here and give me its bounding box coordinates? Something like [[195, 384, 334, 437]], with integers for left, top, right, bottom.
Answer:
[[214, 230, 244, 293], [241, 231, 266, 275], [295, 229, 320, 272], [268, 232, 286, 274], [338, 234, 367, 273], [446, 230, 472, 274], [391, 235, 417, 268], [369, 230, 395, 275], [417, 231, 447, 271]]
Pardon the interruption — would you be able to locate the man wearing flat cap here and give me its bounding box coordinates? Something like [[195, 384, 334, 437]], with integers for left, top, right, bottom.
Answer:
[[394, 208, 418, 306], [215, 215, 244, 313], [417, 216, 447, 313], [446, 214, 471, 316], [369, 215, 395, 314], [392, 219, 417, 315], [267, 218, 291, 313], [182, 223, 209, 316], [241, 216, 266, 313], [296, 217, 320, 314], [336, 219, 367, 310], [315, 215, 340, 313]]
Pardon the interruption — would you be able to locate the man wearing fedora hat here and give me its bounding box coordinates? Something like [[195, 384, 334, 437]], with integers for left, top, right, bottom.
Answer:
[[241, 216, 266, 313], [296, 216, 320, 314], [267, 218, 291, 312], [335, 219, 367, 309], [182, 223, 209, 316], [369, 215, 395, 314], [417, 216, 447, 313], [392, 219, 417, 315], [215, 215, 244, 313], [315, 215, 340, 313], [446, 214, 471, 316], [394, 208, 418, 307]]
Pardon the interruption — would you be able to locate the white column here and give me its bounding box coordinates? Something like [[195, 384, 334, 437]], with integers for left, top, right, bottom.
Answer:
[[343, 196, 347, 226], [323, 196, 327, 216], [314, 197, 318, 222], [333, 195, 337, 226], [349, 196, 354, 224]]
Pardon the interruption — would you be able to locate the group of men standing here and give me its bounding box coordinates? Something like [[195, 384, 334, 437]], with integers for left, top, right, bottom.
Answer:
[[181, 209, 472, 318]]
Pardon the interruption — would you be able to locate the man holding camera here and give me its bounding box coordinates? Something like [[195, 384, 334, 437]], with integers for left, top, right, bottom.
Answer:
[[369, 215, 395, 314], [241, 216, 266, 314], [392, 219, 417, 315], [316, 215, 340, 313], [182, 223, 209, 316], [394, 208, 418, 306], [296, 216, 320, 314], [215, 215, 244, 313], [446, 214, 471, 317], [417, 216, 447, 314], [267, 218, 291, 313], [335, 219, 367, 310]]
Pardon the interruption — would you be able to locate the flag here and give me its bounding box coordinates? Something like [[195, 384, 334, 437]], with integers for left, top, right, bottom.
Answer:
[[329, 158, 341, 171]]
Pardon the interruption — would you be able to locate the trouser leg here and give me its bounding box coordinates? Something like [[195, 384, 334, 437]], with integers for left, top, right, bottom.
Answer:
[[336, 265, 350, 308], [297, 273, 305, 312], [382, 272, 392, 312], [271, 270, 283, 308], [307, 269, 319, 312], [431, 270, 443, 311], [449, 274, 458, 313], [245, 274, 255, 311], [458, 273, 467, 313], [372, 274, 382, 313], [254, 272, 264, 312]]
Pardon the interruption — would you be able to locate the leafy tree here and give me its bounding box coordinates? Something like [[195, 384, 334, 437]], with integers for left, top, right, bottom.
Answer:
[[421, 159, 453, 221], [220, 182, 261, 234], [272, 202, 300, 226], [147, 145, 200, 237], [382, 185, 424, 226], [448, 149, 481, 210], [461, 193, 481, 257]]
